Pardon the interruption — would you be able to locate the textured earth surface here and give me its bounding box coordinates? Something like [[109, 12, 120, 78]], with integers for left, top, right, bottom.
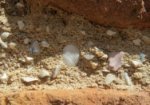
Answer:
[[0, 0, 149, 105]]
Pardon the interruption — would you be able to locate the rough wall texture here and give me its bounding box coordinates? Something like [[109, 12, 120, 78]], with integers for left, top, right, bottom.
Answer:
[[27, 0, 150, 28]]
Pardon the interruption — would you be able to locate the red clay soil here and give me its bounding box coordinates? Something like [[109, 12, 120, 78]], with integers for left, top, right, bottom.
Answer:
[[0, 89, 149, 105], [28, 0, 150, 28]]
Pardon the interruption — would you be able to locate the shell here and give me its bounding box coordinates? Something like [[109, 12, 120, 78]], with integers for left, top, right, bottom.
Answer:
[[63, 44, 79, 66]]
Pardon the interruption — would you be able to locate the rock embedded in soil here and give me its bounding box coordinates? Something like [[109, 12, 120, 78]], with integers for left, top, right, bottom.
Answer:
[[133, 72, 143, 79], [24, 38, 30, 45], [130, 60, 142, 68], [0, 72, 8, 83], [39, 69, 50, 79], [1, 32, 11, 40], [133, 39, 141, 46], [21, 77, 38, 84], [30, 41, 40, 55], [41, 40, 49, 48], [105, 73, 116, 85], [51, 64, 61, 79], [63, 44, 80, 66], [0, 37, 8, 48], [17, 20, 25, 31], [8, 42, 17, 50], [106, 30, 117, 36], [108, 52, 124, 71], [122, 72, 133, 86]]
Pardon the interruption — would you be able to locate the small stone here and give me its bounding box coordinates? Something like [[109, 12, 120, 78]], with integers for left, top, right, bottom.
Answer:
[[89, 61, 98, 70], [142, 36, 150, 45], [25, 56, 34, 63], [63, 44, 79, 66], [133, 72, 143, 79], [130, 60, 142, 68], [8, 42, 17, 50], [29, 41, 40, 55], [91, 47, 106, 58], [139, 53, 146, 62], [122, 72, 133, 86], [39, 69, 50, 79], [105, 73, 116, 85], [46, 26, 50, 33], [0, 53, 6, 58], [0, 37, 8, 48], [16, 2, 24, 8], [101, 54, 108, 60], [24, 38, 30, 44], [0, 72, 8, 83], [51, 64, 61, 79], [108, 52, 124, 71], [21, 77, 38, 83], [106, 30, 117, 36], [82, 52, 95, 60], [1, 32, 11, 40], [133, 39, 141, 46], [17, 20, 25, 31], [41, 40, 49, 48]]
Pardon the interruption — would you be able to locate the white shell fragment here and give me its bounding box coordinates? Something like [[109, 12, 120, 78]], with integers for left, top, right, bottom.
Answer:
[[63, 44, 80, 66], [21, 77, 38, 83], [105, 73, 116, 85], [39, 69, 50, 79], [30, 41, 40, 55], [17, 20, 25, 31]]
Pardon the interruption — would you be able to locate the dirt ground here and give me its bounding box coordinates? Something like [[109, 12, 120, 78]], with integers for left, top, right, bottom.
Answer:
[[0, 0, 150, 105]]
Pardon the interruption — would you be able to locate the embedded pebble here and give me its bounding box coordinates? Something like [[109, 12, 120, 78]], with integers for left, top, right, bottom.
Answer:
[[133, 39, 141, 46], [122, 72, 133, 86], [139, 53, 146, 62], [142, 36, 150, 45], [25, 56, 34, 63], [39, 69, 50, 79], [17, 20, 25, 31], [108, 52, 124, 71], [0, 37, 8, 48], [1, 32, 11, 40], [105, 73, 116, 85], [51, 64, 61, 79], [30, 41, 40, 55], [63, 44, 79, 66], [0, 53, 6, 58], [130, 60, 142, 68], [8, 42, 17, 50], [82, 52, 95, 60], [89, 61, 98, 70], [91, 47, 106, 58], [21, 77, 38, 83], [106, 30, 117, 36], [133, 72, 143, 79], [41, 40, 49, 48], [24, 38, 30, 44], [0, 72, 8, 83], [16, 2, 24, 8], [46, 26, 50, 33]]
